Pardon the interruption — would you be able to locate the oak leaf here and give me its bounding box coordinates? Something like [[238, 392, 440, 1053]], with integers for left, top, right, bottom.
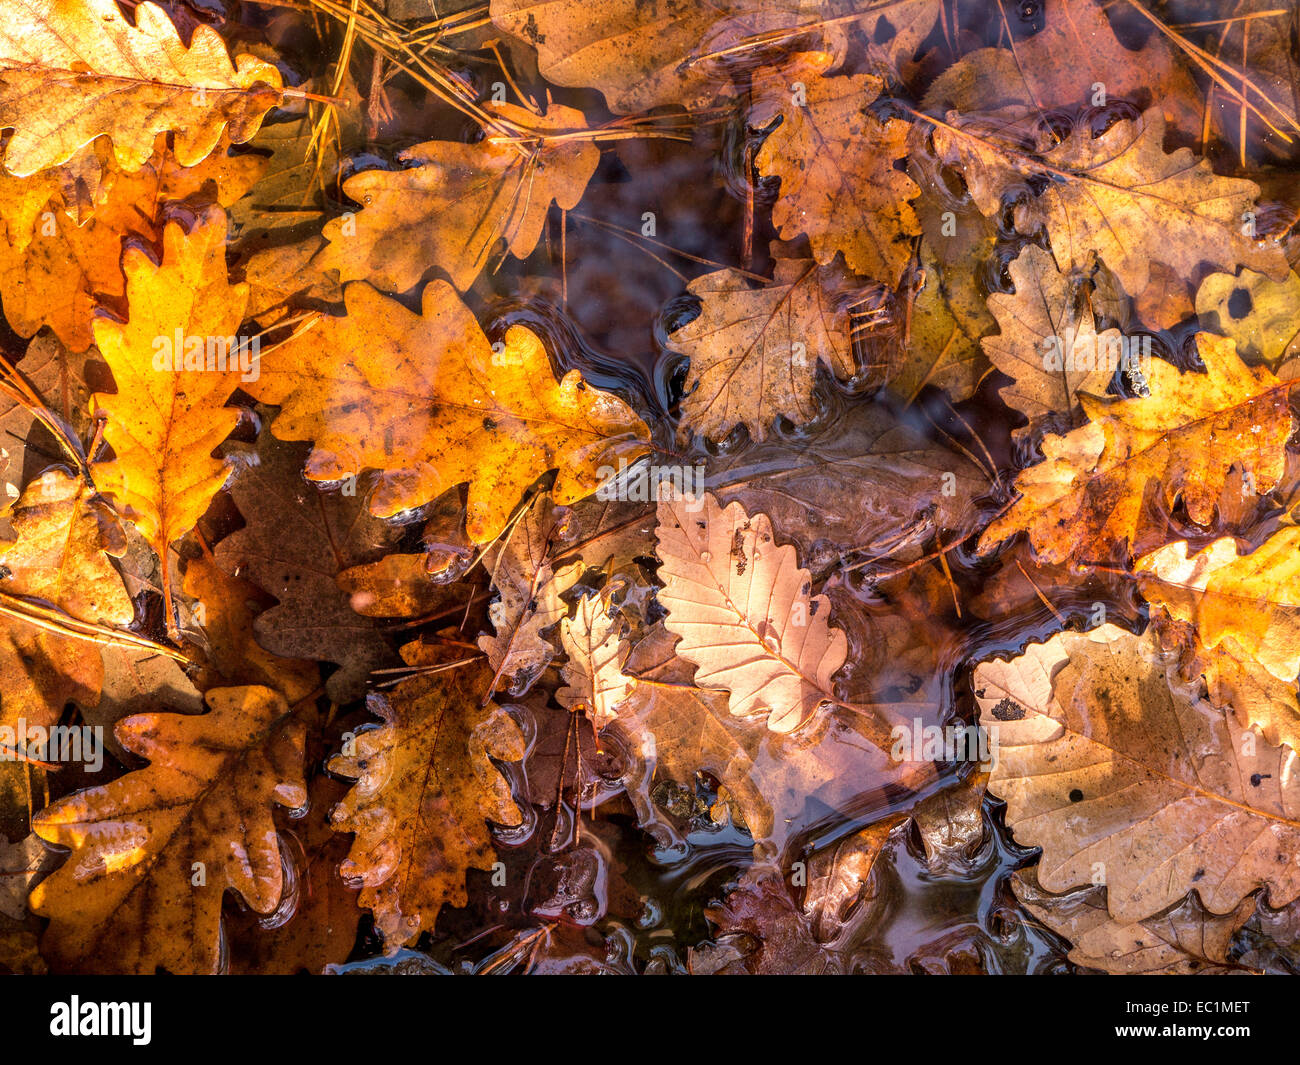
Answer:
[[181, 553, 320, 703], [30, 685, 306, 974], [0, 0, 282, 176], [0, 138, 263, 351], [708, 400, 991, 576], [489, 0, 797, 114], [248, 280, 651, 543], [1138, 531, 1300, 686], [1138, 531, 1300, 750], [557, 591, 636, 729], [1196, 268, 1300, 369], [478, 497, 582, 698], [667, 258, 863, 443], [753, 53, 921, 286], [979, 334, 1294, 563], [655, 491, 846, 733], [328, 653, 524, 949], [1012, 867, 1255, 975], [213, 431, 400, 705], [320, 103, 598, 293], [1029, 108, 1289, 295], [981, 244, 1118, 436], [975, 624, 1300, 922], [922, 0, 1201, 133], [89, 208, 249, 567]]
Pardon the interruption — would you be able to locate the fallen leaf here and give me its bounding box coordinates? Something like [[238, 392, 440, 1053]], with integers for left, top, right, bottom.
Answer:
[[328, 652, 524, 949], [0, 0, 282, 176], [90, 208, 249, 574], [981, 244, 1119, 437], [1030, 108, 1289, 295], [320, 102, 598, 293], [655, 490, 847, 733], [247, 280, 651, 543], [668, 258, 864, 442], [753, 53, 921, 287], [478, 497, 582, 698], [213, 431, 400, 705], [979, 334, 1294, 563], [556, 590, 636, 729], [975, 624, 1300, 922], [30, 685, 306, 974], [1012, 866, 1255, 975]]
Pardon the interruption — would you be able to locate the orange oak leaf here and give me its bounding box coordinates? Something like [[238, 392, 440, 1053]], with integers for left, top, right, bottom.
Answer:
[[29, 686, 306, 974], [0, 137, 264, 351], [752, 53, 920, 287], [247, 280, 651, 544], [0, 0, 282, 176], [979, 334, 1294, 564], [328, 652, 524, 949], [320, 102, 597, 293]]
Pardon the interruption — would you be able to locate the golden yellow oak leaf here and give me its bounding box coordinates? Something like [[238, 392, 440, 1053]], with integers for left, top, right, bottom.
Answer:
[[1139, 531, 1300, 678], [320, 102, 598, 293], [1138, 529, 1300, 691], [668, 258, 862, 443], [0, 0, 282, 176], [328, 652, 524, 950], [753, 53, 920, 287], [1196, 268, 1300, 369], [29, 686, 306, 974], [655, 490, 847, 734], [90, 208, 246, 565], [981, 244, 1119, 437], [0, 136, 263, 351], [1030, 108, 1289, 296], [975, 624, 1300, 923], [247, 280, 650, 544], [979, 334, 1294, 564], [557, 591, 636, 730]]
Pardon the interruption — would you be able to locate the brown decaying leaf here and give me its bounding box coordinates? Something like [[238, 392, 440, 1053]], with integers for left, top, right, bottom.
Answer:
[[247, 280, 651, 544], [655, 491, 847, 734], [976, 624, 1300, 923], [478, 497, 582, 698], [922, 0, 1201, 132], [0, 0, 282, 176], [328, 653, 524, 950], [30, 686, 306, 974], [981, 244, 1118, 436], [213, 430, 400, 705], [489, 0, 800, 114]]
